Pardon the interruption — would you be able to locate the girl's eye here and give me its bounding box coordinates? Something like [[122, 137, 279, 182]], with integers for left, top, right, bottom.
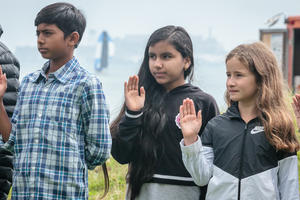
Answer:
[[226, 73, 231, 77], [162, 54, 172, 59], [149, 54, 156, 59]]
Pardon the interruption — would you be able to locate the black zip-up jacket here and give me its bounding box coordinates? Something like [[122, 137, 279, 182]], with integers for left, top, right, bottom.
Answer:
[[181, 103, 299, 200], [0, 39, 20, 117], [0, 25, 19, 200], [112, 84, 219, 187], [0, 147, 13, 200]]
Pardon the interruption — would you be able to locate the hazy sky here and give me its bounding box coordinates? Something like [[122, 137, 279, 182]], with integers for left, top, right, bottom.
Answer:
[[0, 0, 299, 51]]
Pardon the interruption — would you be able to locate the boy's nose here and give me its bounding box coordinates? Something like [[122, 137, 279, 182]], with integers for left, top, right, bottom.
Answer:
[[37, 35, 45, 44]]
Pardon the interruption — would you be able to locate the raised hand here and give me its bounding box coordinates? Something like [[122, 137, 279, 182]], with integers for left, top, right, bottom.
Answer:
[[292, 94, 300, 130], [180, 98, 202, 146], [124, 75, 145, 111], [0, 65, 7, 100]]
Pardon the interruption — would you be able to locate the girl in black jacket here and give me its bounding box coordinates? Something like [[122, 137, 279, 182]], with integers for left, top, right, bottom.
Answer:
[[110, 25, 219, 200]]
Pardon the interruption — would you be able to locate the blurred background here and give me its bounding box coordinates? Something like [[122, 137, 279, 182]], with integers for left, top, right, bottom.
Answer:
[[0, 0, 299, 116]]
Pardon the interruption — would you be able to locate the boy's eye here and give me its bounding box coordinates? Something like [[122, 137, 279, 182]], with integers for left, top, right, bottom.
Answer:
[[44, 32, 52, 36]]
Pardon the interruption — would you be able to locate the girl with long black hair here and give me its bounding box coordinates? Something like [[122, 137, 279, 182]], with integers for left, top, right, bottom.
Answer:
[[111, 25, 219, 200]]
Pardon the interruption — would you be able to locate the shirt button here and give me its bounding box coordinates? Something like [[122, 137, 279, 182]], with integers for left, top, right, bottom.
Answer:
[[34, 139, 39, 143], [38, 113, 42, 117]]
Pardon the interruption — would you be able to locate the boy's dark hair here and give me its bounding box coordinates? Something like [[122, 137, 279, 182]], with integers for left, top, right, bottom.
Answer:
[[34, 2, 86, 48]]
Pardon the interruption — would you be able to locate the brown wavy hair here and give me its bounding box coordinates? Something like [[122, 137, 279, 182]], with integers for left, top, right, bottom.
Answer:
[[225, 42, 299, 152]]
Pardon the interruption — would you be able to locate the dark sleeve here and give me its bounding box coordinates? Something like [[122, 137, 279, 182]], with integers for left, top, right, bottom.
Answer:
[[0, 147, 13, 199], [0, 41, 20, 118], [111, 110, 143, 164]]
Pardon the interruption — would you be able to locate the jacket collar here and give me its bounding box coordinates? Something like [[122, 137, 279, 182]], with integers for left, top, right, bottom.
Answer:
[[226, 102, 260, 124], [226, 102, 241, 119]]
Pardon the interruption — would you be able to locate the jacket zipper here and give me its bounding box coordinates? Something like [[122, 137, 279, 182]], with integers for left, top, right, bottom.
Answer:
[[238, 124, 247, 200]]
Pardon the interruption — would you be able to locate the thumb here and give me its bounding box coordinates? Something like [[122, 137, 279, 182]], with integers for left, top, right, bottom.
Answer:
[[140, 86, 145, 97], [197, 110, 202, 122]]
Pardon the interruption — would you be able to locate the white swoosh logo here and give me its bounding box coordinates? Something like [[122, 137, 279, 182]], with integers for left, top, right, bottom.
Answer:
[[250, 126, 264, 134]]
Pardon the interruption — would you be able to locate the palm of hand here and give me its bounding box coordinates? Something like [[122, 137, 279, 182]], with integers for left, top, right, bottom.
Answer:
[[124, 75, 145, 111], [125, 90, 145, 111], [181, 114, 201, 138]]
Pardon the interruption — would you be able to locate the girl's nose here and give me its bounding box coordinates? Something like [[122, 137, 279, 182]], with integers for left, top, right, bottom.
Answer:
[[226, 77, 235, 87], [154, 59, 163, 68]]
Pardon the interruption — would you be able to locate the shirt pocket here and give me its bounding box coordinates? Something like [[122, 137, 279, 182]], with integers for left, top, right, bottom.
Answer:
[[46, 93, 80, 151]]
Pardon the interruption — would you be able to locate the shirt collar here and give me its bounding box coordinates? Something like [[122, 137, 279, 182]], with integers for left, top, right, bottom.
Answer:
[[31, 57, 79, 84]]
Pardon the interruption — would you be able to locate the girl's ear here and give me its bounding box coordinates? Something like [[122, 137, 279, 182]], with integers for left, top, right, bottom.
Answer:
[[68, 31, 80, 47], [184, 57, 191, 71]]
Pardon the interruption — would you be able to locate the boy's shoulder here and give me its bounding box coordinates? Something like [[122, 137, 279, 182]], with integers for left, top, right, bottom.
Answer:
[[68, 62, 101, 85]]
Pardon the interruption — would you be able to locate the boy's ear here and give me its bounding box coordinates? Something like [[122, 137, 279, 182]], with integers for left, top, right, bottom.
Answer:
[[184, 57, 191, 71], [67, 31, 80, 47]]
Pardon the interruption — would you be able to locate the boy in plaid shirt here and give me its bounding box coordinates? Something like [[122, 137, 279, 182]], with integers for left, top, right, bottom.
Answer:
[[0, 2, 111, 199]]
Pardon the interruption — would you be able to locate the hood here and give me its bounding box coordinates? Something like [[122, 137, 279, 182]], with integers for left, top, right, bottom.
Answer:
[[168, 83, 202, 95]]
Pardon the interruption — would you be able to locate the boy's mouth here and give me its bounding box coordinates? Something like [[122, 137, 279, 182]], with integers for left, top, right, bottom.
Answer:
[[38, 48, 48, 53]]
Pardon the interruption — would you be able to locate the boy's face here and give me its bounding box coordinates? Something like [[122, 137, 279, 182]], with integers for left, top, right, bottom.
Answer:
[[36, 23, 72, 60]]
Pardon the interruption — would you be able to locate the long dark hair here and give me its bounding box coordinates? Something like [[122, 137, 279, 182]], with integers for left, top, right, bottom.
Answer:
[[110, 25, 194, 199]]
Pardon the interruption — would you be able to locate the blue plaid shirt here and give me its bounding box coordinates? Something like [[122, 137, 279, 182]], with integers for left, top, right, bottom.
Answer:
[[5, 57, 112, 199]]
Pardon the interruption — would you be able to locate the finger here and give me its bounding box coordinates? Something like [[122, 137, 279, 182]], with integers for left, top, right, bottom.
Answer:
[[292, 101, 300, 117], [179, 105, 184, 120], [189, 99, 196, 115], [185, 99, 191, 115], [140, 86, 145, 98], [134, 75, 139, 90], [296, 94, 300, 104], [293, 96, 297, 108], [197, 110, 202, 122], [128, 76, 133, 90], [124, 81, 128, 95], [131, 76, 136, 90], [183, 99, 188, 116], [294, 96, 300, 111]]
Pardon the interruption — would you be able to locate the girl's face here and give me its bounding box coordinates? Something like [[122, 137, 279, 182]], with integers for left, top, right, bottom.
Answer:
[[148, 40, 190, 92], [226, 56, 258, 105]]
